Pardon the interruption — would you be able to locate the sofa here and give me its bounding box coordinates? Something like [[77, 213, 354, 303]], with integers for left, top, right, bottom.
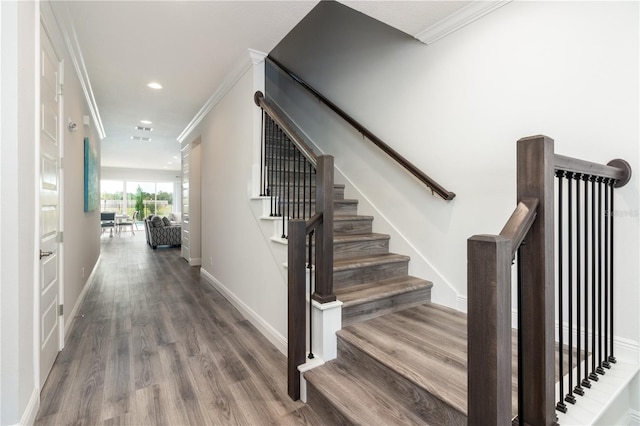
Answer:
[[144, 215, 182, 249]]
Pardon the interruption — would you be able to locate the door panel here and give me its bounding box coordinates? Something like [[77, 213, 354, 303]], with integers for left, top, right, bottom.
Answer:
[[39, 25, 62, 387]]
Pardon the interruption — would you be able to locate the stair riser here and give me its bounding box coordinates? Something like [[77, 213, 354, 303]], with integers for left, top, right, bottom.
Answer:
[[334, 261, 408, 289], [334, 238, 389, 260], [305, 381, 354, 425], [334, 219, 373, 235], [337, 337, 466, 425], [341, 286, 431, 327], [273, 200, 356, 217]]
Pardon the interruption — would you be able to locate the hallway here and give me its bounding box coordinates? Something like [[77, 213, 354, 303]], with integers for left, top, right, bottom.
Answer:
[[35, 232, 320, 425]]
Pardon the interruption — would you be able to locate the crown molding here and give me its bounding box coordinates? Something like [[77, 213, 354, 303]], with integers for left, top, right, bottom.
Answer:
[[177, 49, 267, 144], [416, 0, 511, 45], [46, 1, 106, 139]]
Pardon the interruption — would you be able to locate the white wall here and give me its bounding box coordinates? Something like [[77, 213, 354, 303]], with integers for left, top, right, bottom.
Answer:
[[0, 2, 38, 423], [268, 1, 639, 347], [194, 58, 289, 349]]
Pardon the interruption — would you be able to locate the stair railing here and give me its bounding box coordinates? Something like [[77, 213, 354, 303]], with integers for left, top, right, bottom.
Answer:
[[267, 56, 456, 201], [254, 91, 336, 401], [467, 135, 631, 425]]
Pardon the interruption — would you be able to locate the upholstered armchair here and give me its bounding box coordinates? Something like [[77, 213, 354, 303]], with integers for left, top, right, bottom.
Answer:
[[144, 215, 182, 249]]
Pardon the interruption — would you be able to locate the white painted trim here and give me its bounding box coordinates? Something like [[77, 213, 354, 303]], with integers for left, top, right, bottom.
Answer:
[[43, 1, 106, 139], [188, 257, 201, 267], [19, 386, 39, 426], [415, 0, 511, 45], [200, 268, 287, 355], [64, 256, 101, 340], [177, 48, 267, 144]]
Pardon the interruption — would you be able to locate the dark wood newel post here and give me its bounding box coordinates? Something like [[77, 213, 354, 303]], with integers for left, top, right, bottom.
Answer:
[[517, 135, 556, 425], [313, 155, 336, 303], [287, 219, 306, 400], [468, 235, 512, 425]]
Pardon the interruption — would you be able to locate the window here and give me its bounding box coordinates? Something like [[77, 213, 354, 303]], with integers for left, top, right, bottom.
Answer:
[[101, 180, 174, 219]]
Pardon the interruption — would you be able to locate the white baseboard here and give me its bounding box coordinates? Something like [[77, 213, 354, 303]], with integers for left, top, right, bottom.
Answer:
[[200, 268, 287, 355], [188, 257, 201, 266], [18, 386, 39, 426], [65, 255, 101, 340]]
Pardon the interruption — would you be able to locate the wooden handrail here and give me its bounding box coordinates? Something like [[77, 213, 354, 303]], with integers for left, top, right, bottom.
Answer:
[[267, 56, 456, 201], [555, 154, 631, 187], [499, 198, 539, 257], [254, 91, 317, 167]]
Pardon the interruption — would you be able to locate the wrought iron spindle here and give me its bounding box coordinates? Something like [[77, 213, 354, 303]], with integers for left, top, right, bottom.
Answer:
[[260, 110, 266, 196], [603, 178, 611, 369], [308, 230, 314, 359], [608, 181, 617, 365], [517, 245, 525, 422], [308, 161, 313, 219], [589, 176, 599, 382], [556, 170, 567, 413], [581, 175, 591, 389], [565, 172, 576, 405], [574, 174, 584, 396], [596, 177, 605, 376]]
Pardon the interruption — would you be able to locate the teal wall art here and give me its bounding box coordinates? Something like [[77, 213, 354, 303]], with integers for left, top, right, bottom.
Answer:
[[84, 136, 99, 212]]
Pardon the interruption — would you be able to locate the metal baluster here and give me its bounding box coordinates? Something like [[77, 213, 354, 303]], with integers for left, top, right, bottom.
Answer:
[[269, 117, 276, 216], [608, 181, 617, 365], [603, 178, 611, 369], [260, 111, 265, 195], [582, 175, 592, 389], [574, 174, 584, 396], [297, 149, 302, 219], [556, 170, 568, 413], [302, 157, 308, 221], [308, 230, 314, 359], [589, 176, 599, 382], [292, 147, 298, 220], [517, 245, 525, 421], [596, 177, 606, 376], [565, 172, 576, 405]]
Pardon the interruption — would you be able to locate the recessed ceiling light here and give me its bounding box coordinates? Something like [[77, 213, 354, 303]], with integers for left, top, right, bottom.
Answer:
[[172, 156, 179, 160], [131, 136, 152, 141], [167, 162, 173, 165], [147, 82, 163, 89], [134, 126, 153, 131], [140, 120, 152, 125]]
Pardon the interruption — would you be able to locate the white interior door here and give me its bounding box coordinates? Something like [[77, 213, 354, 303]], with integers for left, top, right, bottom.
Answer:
[[39, 25, 62, 387]]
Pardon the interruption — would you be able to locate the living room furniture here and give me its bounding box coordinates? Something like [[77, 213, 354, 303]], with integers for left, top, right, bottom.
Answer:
[[144, 216, 181, 249]]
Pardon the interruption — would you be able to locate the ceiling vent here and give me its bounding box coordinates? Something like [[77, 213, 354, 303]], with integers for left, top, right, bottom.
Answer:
[[134, 126, 153, 131], [131, 136, 152, 141]]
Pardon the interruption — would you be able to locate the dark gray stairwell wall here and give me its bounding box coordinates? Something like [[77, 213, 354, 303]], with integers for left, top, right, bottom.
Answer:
[[268, 0, 426, 148]]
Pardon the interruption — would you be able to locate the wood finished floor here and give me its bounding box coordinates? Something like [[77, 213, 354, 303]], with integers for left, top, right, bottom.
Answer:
[[35, 231, 322, 426]]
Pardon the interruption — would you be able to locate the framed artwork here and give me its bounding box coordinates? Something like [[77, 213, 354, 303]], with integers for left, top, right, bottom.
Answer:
[[84, 136, 99, 212]]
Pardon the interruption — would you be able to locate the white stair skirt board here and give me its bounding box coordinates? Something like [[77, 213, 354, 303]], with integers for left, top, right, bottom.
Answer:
[[299, 357, 326, 403], [556, 358, 639, 425]]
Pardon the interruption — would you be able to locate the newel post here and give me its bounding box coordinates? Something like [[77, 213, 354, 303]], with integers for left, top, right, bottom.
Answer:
[[517, 135, 556, 425], [313, 155, 336, 303], [468, 235, 513, 425], [287, 219, 306, 400]]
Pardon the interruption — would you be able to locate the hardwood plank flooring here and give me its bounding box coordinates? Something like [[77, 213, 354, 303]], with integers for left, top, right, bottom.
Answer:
[[35, 232, 315, 426]]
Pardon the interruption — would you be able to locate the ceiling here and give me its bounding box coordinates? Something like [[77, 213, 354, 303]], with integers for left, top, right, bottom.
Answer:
[[56, 1, 476, 172]]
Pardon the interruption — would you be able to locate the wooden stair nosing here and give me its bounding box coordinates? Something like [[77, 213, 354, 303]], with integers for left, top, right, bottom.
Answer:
[[333, 253, 410, 272], [335, 276, 432, 306]]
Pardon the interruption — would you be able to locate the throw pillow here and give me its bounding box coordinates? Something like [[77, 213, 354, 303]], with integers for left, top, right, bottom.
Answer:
[[162, 217, 171, 226], [151, 215, 164, 228]]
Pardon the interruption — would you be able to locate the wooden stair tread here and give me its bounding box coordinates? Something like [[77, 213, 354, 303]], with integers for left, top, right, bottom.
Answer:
[[334, 214, 374, 221], [337, 303, 469, 415], [335, 276, 433, 307], [304, 360, 429, 425], [333, 253, 410, 271]]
